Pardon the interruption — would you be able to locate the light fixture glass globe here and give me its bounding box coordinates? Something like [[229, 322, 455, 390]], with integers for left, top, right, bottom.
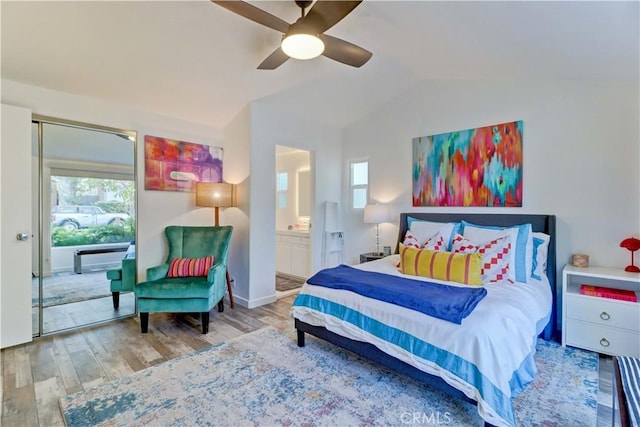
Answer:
[[281, 33, 325, 60]]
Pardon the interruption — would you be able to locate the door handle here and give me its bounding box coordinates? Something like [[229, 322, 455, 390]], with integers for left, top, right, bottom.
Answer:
[[16, 232, 29, 241]]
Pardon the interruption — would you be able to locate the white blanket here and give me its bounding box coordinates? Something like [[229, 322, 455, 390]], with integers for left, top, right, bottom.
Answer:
[[291, 254, 553, 427]]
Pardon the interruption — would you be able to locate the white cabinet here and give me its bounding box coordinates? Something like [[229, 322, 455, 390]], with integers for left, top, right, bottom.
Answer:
[[562, 265, 640, 357], [276, 232, 310, 279], [291, 244, 310, 277]]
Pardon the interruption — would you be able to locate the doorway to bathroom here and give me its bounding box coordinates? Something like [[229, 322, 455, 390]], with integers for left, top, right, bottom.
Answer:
[[275, 145, 312, 298]]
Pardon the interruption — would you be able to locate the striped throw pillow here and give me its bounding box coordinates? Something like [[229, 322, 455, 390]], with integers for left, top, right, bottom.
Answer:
[[399, 243, 483, 286], [166, 255, 215, 278]]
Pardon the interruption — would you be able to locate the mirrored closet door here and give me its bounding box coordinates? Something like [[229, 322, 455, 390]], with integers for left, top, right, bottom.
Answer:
[[32, 118, 137, 336]]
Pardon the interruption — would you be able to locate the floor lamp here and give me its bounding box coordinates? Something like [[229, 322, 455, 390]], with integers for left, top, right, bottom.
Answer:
[[196, 182, 237, 308], [363, 203, 390, 256]]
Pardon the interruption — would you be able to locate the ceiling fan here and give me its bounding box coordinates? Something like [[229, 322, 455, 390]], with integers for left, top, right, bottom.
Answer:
[[212, 0, 372, 70]]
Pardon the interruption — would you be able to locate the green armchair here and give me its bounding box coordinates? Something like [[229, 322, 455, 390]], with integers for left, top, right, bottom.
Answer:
[[135, 225, 232, 334], [107, 257, 136, 309]]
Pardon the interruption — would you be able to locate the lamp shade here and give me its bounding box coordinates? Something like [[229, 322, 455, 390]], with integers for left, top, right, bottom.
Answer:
[[363, 204, 390, 224], [195, 182, 236, 208]]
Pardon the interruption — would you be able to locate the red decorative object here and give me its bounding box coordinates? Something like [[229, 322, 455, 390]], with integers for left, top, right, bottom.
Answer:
[[620, 237, 640, 273]]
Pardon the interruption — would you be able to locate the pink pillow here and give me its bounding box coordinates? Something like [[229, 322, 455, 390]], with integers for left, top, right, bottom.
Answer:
[[167, 255, 215, 278]]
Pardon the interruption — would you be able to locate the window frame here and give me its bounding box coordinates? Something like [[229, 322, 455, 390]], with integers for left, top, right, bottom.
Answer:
[[348, 158, 369, 210], [276, 171, 289, 209]]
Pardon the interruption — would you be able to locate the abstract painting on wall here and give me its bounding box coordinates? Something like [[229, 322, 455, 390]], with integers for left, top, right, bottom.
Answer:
[[412, 120, 523, 207], [144, 135, 223, 192]]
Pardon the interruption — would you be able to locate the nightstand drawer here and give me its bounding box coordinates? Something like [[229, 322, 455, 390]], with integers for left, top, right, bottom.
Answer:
[[565, 294, 640, 332], [565, 319, 640, 357]]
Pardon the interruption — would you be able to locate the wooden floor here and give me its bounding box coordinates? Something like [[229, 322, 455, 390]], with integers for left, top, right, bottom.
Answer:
[[2, 295, 617, 426], [1, 295, 296, 427]]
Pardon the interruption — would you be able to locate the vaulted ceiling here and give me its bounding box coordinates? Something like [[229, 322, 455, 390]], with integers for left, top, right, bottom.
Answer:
[[2, 1, 638, 129]]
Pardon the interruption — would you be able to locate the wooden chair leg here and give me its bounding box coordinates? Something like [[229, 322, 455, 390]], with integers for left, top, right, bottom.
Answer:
[[112, 292, 120, 310], [217, 299, 224, 312], [140, 312, 149, 333], [201, 312, 209, 334], [226, 269, 235, 309]]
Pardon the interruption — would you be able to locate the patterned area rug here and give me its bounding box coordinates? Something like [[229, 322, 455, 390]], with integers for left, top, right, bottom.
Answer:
[[275, 273, 305, 292], [60, 326, 598, 426], [32, 270, 112, 307]]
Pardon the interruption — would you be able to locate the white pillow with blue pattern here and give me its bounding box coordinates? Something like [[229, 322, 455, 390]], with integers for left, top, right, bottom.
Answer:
[[531, 232, 550, 281]]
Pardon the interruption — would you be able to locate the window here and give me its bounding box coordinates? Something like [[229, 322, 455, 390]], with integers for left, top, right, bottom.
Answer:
[[50, 175, 135, 246], [350, 160, 368, 209], [276, 172, 288, 209]]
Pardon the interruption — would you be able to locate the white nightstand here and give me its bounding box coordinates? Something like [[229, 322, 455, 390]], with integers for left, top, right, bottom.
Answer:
[[562, 265, 640, 357]]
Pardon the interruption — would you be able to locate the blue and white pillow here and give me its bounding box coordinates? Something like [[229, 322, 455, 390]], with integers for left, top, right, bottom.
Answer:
[[461, 221, 533, 283], [531, 232, 550, 281]]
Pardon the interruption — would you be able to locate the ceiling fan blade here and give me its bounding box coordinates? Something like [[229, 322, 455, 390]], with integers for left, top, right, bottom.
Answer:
[[257, 47, 290, 70], [211, 1, 290, 33], [320, 34, 372, 68], [302, 1, 363, 33]]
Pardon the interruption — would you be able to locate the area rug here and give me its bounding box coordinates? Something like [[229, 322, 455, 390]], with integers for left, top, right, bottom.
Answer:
[[32, 270, 112, 307], [60, 327, 598, 426], [276, 273, 305, 292]]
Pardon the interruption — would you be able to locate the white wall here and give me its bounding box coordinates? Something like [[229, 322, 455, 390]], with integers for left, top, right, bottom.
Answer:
[[235, 100, 342, 307], [222, 105, 252, 306], [1, 80, 224, 282], [342, 80, 640, 276]]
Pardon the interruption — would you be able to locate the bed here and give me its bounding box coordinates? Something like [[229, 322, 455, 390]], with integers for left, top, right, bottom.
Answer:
[[291, 213, 557, 427]]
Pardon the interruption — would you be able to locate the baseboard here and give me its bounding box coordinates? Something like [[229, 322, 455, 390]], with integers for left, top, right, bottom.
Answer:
[[233, 293, 277, 309]]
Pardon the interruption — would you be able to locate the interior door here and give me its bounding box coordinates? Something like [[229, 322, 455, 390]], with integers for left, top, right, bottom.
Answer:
[[1, 104, 33, 348]]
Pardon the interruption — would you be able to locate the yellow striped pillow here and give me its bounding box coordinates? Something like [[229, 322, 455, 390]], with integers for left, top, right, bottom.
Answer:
[[399, 243, 483, 286]]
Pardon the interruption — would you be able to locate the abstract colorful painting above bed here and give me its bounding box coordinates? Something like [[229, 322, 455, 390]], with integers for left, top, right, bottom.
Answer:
[[412, 120, 523, 207]]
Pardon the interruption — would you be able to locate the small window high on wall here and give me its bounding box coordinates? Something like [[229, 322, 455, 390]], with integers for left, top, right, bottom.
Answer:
[[350, 160, 368, 209], [276, 172, 288, 209]]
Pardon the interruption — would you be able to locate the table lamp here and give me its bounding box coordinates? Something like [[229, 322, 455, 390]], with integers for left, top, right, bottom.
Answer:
[[364, 204, 390, 256]]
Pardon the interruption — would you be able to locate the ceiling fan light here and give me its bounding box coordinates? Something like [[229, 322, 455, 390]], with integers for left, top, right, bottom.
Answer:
[[281, 33, 324, 60]]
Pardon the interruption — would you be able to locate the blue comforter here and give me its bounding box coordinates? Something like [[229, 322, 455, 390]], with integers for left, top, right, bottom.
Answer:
[[306, 264, 487, 324]]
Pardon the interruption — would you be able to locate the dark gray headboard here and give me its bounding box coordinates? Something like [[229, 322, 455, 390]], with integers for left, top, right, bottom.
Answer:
[[396, 212, 557, 340]]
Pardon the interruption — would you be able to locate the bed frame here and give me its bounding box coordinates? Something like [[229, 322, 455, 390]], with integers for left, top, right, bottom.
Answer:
[[295, 212, 557, 425]]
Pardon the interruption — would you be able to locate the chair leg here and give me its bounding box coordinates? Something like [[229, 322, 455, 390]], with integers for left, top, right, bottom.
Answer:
[[226, 269, 235, 309], [217, 299, 224, 313], [140, 312, 149, 333], [201, 312, 209, 334], [112, 292, 120, 310]]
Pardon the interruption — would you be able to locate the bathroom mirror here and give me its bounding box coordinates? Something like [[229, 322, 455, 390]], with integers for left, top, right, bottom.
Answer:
[[297, 170, 311, 217]]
